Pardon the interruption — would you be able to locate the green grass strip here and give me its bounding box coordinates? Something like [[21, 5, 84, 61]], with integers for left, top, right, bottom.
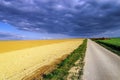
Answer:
[[43, 39, 87, 80], [96, 41, 120, 56]]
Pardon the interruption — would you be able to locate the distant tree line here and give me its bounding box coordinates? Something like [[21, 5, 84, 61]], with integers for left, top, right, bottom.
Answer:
[[91, 37, 110, 40]]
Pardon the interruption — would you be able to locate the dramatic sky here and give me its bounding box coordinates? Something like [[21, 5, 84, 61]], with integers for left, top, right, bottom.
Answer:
[[0, 0, 120, 40]]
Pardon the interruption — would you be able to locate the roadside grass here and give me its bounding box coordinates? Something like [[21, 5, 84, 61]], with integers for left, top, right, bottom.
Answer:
[[43, 39, 87, 80], [95, 38, 120, 56]]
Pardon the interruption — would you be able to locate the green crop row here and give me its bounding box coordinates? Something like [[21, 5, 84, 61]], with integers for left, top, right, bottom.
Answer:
[[98, 38, 120, 46], [96, 38, 120, 56]]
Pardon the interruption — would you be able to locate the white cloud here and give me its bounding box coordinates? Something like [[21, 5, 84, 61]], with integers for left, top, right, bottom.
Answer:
[[0, 0, 120, 38], [0, 0, 12, 6]]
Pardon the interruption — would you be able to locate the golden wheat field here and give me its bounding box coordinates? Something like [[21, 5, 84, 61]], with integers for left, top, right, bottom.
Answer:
[[0, 39, 81, 53], [0, 39, 84, 80]]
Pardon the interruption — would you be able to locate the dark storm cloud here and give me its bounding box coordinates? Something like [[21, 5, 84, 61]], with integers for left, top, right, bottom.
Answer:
[[0, 0, 120, 37], [0, 32, 24, 40]]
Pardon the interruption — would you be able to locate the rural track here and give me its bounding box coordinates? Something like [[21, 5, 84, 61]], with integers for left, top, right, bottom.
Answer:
[[83, 39, 120, 80]]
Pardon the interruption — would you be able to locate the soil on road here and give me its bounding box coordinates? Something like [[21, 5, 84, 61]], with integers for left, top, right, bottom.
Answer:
[[83, 39, 120, 80]]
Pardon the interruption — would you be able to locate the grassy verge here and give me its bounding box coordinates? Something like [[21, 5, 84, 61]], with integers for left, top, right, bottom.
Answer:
[[43, 39, 87, 80], [95, 40, 120, 56]]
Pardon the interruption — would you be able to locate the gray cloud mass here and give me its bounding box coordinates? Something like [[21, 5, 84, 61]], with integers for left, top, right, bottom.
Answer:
[[0, 0, 120, 37], [0, 32, 24, 40]]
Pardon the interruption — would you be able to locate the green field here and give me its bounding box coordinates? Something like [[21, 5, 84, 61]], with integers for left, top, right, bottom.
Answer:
[[96, 38, 120, 56], [98, 38, 120, 46]]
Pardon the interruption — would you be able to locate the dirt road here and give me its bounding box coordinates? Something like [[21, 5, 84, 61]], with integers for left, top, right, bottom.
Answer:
[[83, 39, 120, 80]]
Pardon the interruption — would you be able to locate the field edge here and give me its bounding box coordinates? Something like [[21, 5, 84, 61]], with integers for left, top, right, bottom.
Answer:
[[42, 39, 87, 80]]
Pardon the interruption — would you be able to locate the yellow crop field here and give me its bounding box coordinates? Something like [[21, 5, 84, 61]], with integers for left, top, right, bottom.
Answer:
[[0, 39, 84, 80], [0, 39, 82, 53]]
